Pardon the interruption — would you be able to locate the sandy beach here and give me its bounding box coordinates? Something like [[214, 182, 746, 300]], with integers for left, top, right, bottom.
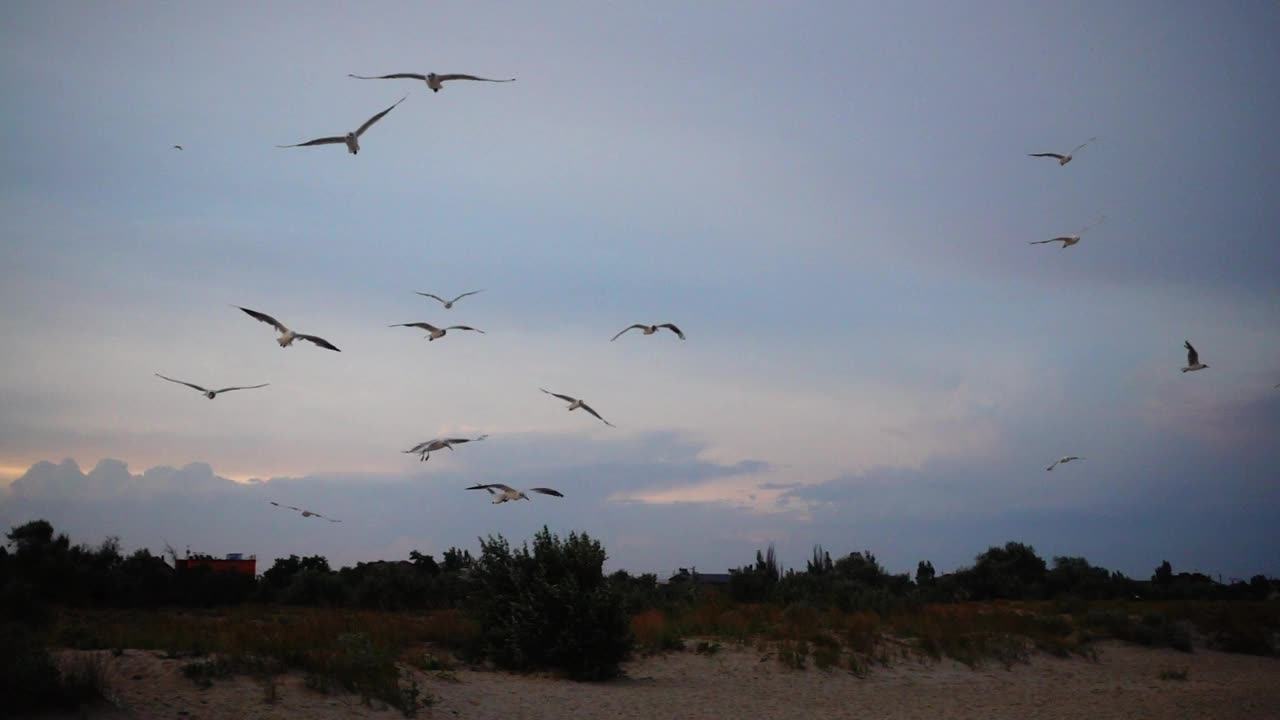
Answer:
[[38, 641, 1279, 720]]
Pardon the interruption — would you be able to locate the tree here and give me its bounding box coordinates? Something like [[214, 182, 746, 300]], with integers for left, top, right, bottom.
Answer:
[[1154, 560, 1174, 586], [916, 560, 936, 586]]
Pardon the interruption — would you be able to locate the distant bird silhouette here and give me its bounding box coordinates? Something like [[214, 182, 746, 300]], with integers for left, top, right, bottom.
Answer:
[[269, 501, 341, 522], [540, 388, 615, 427], [611, 323, 685, 341], [349, 72, 514, 93], [402, 434, 489, 462], [1046, 456, 1084, 471], [155, 374, 268, 399], [277, 95, 406, 155], [172, 145, 184, 151], [389, 322, 485, 341], [235, 306, 341, 351], [416, 290, 484, 309], [1029, 137, 1098, 166], [1030, 216, 1105, 249], [1182, 341, 1209, 372], [466, 483, 563, 504]]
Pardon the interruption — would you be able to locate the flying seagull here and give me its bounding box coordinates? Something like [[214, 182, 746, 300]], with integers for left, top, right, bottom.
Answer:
[[1182, 340, 1209, 372], [466, 483, 563, 504], [277, 95, 407, 155], [155, 374, 268, 400], [1046, 456, 1084, 471], [389, 322, 485, 341], [235, 306, 341, 351], [1028, 137, 1098, 166], [611, 323, 685, 341], [415, 290, 484, 309], [172, 145, 183, 151], [402, 434, 490, 462], [349, 72, 515, 93], [540, 388, 615, 427], [269, 501, 341, 522], [1030, 216, 1105, 249]]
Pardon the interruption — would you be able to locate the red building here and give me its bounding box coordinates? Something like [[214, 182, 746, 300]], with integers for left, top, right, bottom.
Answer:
[[174, 552, 257, 576]]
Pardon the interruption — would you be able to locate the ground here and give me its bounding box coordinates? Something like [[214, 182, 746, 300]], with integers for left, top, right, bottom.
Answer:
[[25, 641, 1280, 720]]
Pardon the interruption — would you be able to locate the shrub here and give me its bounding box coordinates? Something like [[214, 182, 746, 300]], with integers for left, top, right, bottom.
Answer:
[[467, 528, 632, 680], [631, 609, 684, 653]]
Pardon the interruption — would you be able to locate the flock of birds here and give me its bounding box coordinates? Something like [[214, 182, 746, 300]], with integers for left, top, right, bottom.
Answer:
[[152, 67, 694, 523], [146, 71, 1263, 526]]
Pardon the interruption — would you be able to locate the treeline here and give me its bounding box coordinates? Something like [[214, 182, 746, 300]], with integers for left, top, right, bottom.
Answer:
[[714, 542, 1278, 611], [2, 520, 1277, 684]]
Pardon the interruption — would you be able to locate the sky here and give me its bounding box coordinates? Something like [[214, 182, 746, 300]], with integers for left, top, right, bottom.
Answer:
[[1, 1, 1278, 581]]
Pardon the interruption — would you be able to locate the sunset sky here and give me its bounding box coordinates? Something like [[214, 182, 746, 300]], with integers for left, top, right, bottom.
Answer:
[[2, 1, 1277, 579]]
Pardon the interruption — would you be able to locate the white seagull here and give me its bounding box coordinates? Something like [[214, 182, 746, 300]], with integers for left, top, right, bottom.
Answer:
[[611, 323, 685, 341], [1046, 456, 1084, 471], [269, 501, 341, 522], [155, 374, 268, 400], [1182, 341, 1209, 372], [540, 388, 615, 427], [415, 290, 484, 309], [349, 72, 515, 93], [389, 322, 485, 341], [277, 95, 406, 155], [235, 306, 341, 351], [1030, 216, 1105, 249], [466, 483, 564, 504], [402, 434, 490, 462], [1028, 137, 1098, 166]]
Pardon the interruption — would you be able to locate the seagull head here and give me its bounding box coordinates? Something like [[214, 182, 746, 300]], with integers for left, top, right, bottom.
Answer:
[[518, 492, 530, 501], [205, 391, 217, 400]]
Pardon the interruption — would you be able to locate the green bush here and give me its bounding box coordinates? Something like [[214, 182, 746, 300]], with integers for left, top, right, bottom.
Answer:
[[467, 528, 632, 680]]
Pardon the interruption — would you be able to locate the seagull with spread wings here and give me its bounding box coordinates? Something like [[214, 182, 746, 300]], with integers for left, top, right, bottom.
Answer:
[[466, 483, 563, 504], [1182, 341, 1209, 372], [1030, 216, 1105, 249], [389, 322, 485, 341], [277, 95, 407, 155], [235, 306, 341, 351], [1028, 137, 1098, 166], [155, 374, 268, 400], [611, 323, 685, 341], [540, 388, 615, 427], [349, 72, 515, 93], [1046, 456, 1084, 471], [402, 434, 489, 462], [269, 501, 341, 522], [415, 290, 484, 309]]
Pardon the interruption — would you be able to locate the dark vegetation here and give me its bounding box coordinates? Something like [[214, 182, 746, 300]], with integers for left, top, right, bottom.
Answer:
[[2, 520, 1277, 714]]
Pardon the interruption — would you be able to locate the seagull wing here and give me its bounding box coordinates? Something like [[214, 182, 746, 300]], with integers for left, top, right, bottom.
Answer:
[[326, 517, 342, 523], [1029, 239, 1061, 245], [296, 334, 341, 352], [445, 325, 485, 333], [580, 402, 616, 427], [172, 145, 183, 150], [1078, 215, 1106, 235], [1028, 153, 1067, 160], [1184, 341, 1200, 366], [1070, 137, 1099, 154], [415, 292, 447, 304], [434, 74, 516, 83], [468, 483, 514, 492], [155, 374, 210, 394], [211, 383, 270, 395], [1046, 460, 1059, 471], [529, 488, 564, 497], [540, 388, 578, 404], [449, 290, 485, 303], [348, 73, 428, 81], [236, 307, 289, 333], [657, 323, 685, 339], [277, 136, 348, 148], [391, 322, 440, 332], [355, 95, 407, 137], [611, 324, 646, 341]]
